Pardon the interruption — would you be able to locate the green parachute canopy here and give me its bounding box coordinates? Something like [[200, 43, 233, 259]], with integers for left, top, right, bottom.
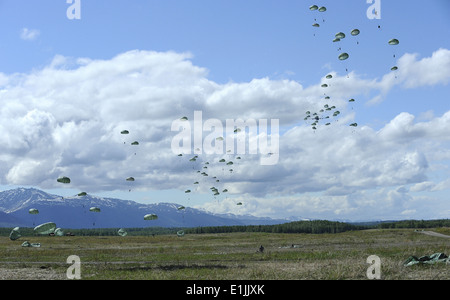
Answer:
[[9, 227, 21, 240], [144, 214, 158, 221], [318, 6, 326, 12], [349, 123, 358, 127], [29, 208, 39, 215], [338, 53, 349, 60], [351, 29, 360, 36], [117, 228, 128, 237], [54, 228, 65, 236], [89, 207, 101, 213], [126, 177, 135, 181], [335, 32, 346, 39], [180, 116, 188, 121], [388, 38, 399, 45], [131, 141, 139, 145], [309, 5, 318, 11], [177, 230, 185, 237], [57, 176, 70, 184], [21, 241, 41, 247], [121, 130, 129, 134], [77, 192, 87, 196], [34, 222, 56, 235]]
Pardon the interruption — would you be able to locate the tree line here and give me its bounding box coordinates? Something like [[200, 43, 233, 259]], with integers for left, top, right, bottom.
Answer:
[[1, 219, 448, 236]]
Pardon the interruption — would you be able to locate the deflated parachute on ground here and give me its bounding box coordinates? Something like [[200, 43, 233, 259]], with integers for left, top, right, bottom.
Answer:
[[404, 253, 449, 266]]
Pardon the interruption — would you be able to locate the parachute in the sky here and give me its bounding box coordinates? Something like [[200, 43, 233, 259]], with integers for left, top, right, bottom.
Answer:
[[131, 141, 139, 145], [335, 32, 346, 39], [351, 29, 360, 36], [77, 192, 87, 196], [126, 177, 135, 182], [309, 5, 318, 11], [318, 6, 326, 12], [177, 206, 186, 210], [338, 53, 349, 60], [29, 208, 39, 225], [29, 208, 39, 215], [34, 222, 56, 235], [118, 228, 128, 237], [89, 207, 101, 213], [144, 214, 158, 220], [57, 176, 70, 184], [180, 116, 188, 121], [121, 130, 129, 134], [349, 123, 358, 127], [9, 227, 21, 240], [388, 38, 399, 45], [236, 202, 243, 206]]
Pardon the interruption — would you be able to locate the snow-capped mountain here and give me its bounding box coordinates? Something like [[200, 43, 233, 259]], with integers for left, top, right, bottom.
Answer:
[[0, 188, 286, 229]]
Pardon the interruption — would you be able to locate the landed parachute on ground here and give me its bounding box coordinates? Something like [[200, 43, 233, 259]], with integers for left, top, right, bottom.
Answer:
[[9, 227, 21, 241], [34, 222, 56, 235], [21, 241, 41, 247], [117, 228, 128, 236], [54, 228, 65, 236]]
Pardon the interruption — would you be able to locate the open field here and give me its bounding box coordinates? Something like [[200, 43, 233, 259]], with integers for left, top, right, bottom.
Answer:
[[0, 228, 448, 280]]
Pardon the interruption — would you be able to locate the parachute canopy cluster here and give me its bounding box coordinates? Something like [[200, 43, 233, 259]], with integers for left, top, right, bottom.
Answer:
[[305, 4, 400, 131]]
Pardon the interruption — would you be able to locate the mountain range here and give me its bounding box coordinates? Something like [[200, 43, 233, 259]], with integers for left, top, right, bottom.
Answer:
[[0, 188, 287, 229]]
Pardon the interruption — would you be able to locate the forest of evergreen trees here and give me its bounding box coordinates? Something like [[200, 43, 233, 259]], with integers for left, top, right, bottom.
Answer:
[[2, 219, 448, 236]]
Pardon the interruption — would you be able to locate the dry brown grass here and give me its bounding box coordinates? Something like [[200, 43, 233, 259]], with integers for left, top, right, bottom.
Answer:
[[0, 228, 448, 280]]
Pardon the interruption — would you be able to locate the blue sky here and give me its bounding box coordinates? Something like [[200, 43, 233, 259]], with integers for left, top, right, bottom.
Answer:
[[0, 0, 449, 221]]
